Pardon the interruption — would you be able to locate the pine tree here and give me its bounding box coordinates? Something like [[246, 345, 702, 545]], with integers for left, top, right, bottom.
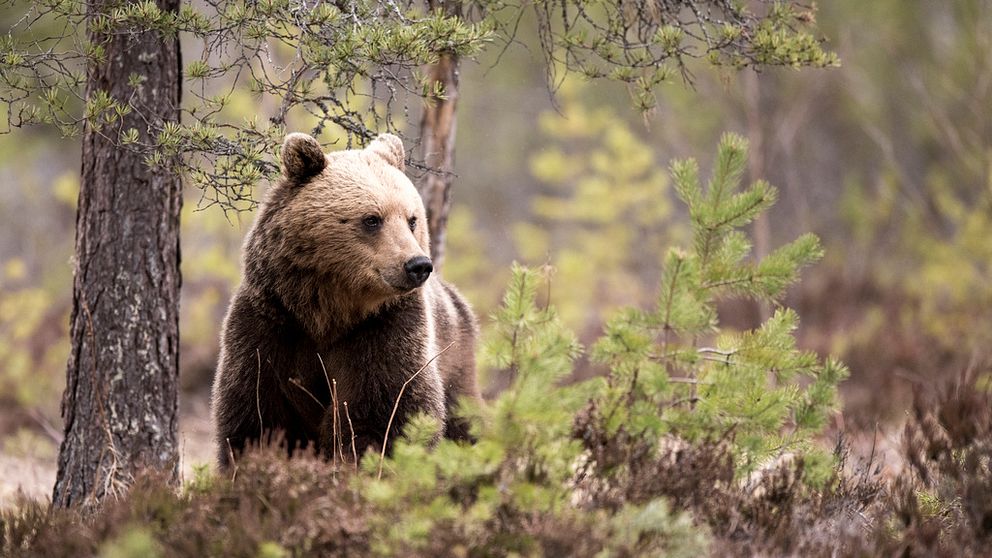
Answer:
[[589, 133, 847, 478], [364, 263, 585, 552]]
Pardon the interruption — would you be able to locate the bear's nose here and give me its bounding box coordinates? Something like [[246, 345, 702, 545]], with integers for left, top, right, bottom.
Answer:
[[404, 256, 433, 286]]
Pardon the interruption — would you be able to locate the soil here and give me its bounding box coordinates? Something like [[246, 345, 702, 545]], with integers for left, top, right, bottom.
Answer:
[[0, 392, 216, 507]]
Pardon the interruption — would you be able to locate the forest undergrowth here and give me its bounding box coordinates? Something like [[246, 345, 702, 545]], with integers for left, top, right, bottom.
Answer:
[[2, 135, 990, 557]]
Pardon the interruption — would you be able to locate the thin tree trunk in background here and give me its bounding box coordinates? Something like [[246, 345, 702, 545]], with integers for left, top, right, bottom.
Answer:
[[744, 70, 770, 322], [53, 0, 182, 508], [417, 0, 461, 269]]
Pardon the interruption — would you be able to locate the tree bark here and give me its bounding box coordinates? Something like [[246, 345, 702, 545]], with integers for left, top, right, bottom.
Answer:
[[417, 0, 461, 269], [53, 0, 182, 508]]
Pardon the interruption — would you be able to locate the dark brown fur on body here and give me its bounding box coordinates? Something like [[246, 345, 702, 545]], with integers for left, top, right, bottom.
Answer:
[[212, 133, 479, 467]]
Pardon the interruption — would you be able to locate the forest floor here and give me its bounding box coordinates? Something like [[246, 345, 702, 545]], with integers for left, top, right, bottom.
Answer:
[[0, 453, 55, 505], [0, 393, 216, 507], [0, 390, 907, 507]]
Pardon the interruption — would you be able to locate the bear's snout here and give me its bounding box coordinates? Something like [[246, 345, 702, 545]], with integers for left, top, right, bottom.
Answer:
[[404, 256, 433, 287]]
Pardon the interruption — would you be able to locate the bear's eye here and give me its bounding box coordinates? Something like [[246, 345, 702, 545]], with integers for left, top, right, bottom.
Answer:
[[408, 216, 417, 231], [362, 215, 383, 232]]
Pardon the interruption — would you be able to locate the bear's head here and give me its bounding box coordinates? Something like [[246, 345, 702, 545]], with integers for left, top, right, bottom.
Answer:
[[266, 132, 432, 316]]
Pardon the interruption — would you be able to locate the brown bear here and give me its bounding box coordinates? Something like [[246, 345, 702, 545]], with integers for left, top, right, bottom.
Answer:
[[212, 132, 479, 467]]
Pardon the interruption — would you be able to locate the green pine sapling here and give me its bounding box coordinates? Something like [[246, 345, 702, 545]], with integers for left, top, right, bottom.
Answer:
[[363, 264, 605, 553], [589, 132, 848, 480]]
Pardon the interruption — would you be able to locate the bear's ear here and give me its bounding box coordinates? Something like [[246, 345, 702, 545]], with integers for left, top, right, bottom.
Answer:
[[281, 133, 326, 182], [366, 133, 405, 171]]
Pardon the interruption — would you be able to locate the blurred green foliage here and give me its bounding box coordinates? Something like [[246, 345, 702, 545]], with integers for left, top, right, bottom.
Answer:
[[515, 79, 681, 332], [0, 262, 66, 409], [177, 202, 251, 387], [0, 163, 248, 412], [841, 168, 992, 354], [440, 206, 506, 319], [459, 0, 992, 422], [98, 526, 161, 558], [808, 0, 992, 418], [0, 143, 74, 422]]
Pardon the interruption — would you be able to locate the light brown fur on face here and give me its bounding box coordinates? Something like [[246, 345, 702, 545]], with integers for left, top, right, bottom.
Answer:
[[212, 133, 481, 467], [267, 136, 432, 335]]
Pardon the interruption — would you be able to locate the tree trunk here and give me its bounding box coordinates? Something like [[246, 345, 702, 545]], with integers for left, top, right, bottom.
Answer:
[[417, 0, 461, 269], [744, 70, 770, 322], [53, 0, 182, 508]]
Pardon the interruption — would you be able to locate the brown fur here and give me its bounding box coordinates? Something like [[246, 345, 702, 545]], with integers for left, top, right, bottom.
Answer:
[[212, 133, 479, 467]]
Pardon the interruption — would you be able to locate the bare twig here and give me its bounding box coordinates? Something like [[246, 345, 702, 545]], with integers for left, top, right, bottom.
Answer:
[[317, 352, 332, 399], [226, 438, 239, 482], [256, 348, 264, 440], [668, 376, 711, 385], [289, 377, 326, 410], [330, 378, 340, 467], [332, 378, 343, 465], [27, 407, 63, 444], [343, 401, 358, 468], [317, 352, 342, 465], [697, 347, 737, 356]]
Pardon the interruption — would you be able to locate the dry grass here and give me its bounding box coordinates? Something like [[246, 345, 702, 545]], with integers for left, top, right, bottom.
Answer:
[[2, 447, 370, 558]]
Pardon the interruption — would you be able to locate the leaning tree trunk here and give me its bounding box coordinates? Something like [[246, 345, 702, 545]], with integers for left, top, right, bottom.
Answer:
[[53, 0, 182, 508], [417, 0, 461, 269]]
